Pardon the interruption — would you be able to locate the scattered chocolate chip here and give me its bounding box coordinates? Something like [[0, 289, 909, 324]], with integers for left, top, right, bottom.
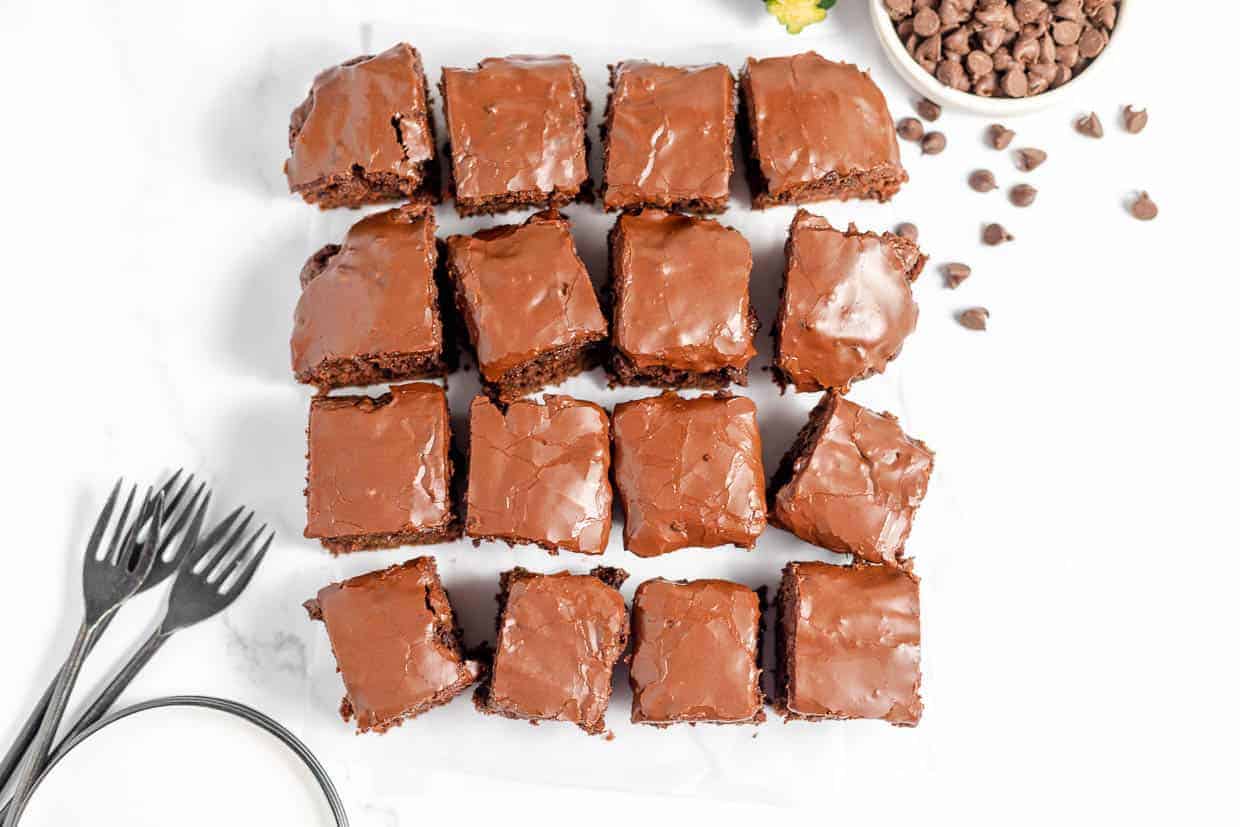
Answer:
[[983, 223, 1014, 245], [1015, 147, 1047, 171], [1009, 183, 1038, 207], [988, 124, 1016, 150], [943, 262, 971, 288], [916, 97, 942, 121], [958, 307, 990, 330], [969, 169, 998, 192], [896, 222, 920, 242], [1123, 105, 1148, 134], [921, 131, 947, 155], [897, 117, 925, 141], [1130, 191, 1158, 221], [1075, 111, 1103, 137]]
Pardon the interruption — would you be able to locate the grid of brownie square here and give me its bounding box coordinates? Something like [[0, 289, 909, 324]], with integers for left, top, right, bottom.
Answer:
[[291, 204, 448, 390], [440, 55, 590, 216], [611, 392, 766, 556], [465, 395, 612, 555], [285, 43, 439, 209], [776, 561, 922, 726], [304, 382, 457, 553], [774, 209, 926, 393], [478, 568, 629, 734], [606, 209, 758, 389], [740, 51, 906, 208], [770, 393, 934, 567], [601, 61, 735, 214], [629, 578, 764, 726], [443, 210, 608, 402], [304, 557, 480, 732]]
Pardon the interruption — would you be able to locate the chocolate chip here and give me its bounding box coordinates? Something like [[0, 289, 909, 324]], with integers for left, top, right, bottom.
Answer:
[[1014, 0, 1047, 24], [983, 223, 1014, 245], [1075, 111, 1103, 138], [1012, 36, 1040, 64], [944, 27, 972, 55], [921, 131, 947, 155], [1054, 0, 1083, 21], [1052, 19, 1082, 44], [885, 0, 914, 17], [975, 73, 999, 97], [966, 50, 995, 78], [1092, 2, 1117, 29], [1078, 25, 1107, 58], [989, 124, 1016, 149], [1009, 183, 1037, 207], [897, 117, 925, 141], [1001, 68, 1029, 97], [958, 307, 990, 330], [943, 262, 972, 288], [913, 6, 941, 36], [1123, 105, 1148, 134], [916, 97, 942, 121], [1130, 191, 1158, 221], [1015, 147, 1047, 171], [937, 59, 969, 91], [896, 222, 920, 242], [969, 169, 998, 192]]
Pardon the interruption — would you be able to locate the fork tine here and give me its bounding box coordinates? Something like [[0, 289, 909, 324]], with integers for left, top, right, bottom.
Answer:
[[84, 478, 123, 561], [204, 513, 255, 578], [157, 468, 184, 500], [105, 484, 140, 563], [211, 524, 266, 584], [170, 493, 211, 568], [156, 482, 208, 558], [189, 507, 247, 572], [125, 494, 165, 582], [220, 531, 273, 596], [160, 472, 195, 522]]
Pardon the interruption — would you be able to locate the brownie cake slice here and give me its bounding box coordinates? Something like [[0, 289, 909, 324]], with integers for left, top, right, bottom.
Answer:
[[305, 557, 481, 732], [304, 382, 458, 553], [285, 43, 439, 209], [440, 55, 590, 216], [475, 567, 629, 735], [291, 203, 449, 390], [600, 60, 735, 214], [606, 209, 757, 389], [774, 210, 926, 393], [443, 210, 608, 402], [740, 52, 906, 208]]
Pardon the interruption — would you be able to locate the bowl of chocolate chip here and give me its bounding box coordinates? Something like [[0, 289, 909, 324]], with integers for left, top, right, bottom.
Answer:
[[871, 0, 1124, 115]]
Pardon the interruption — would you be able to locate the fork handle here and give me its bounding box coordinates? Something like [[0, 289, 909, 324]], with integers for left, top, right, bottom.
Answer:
[[0, 616, 113, 793], [2, 619, 94, 827], [61, 630, 170, 745]]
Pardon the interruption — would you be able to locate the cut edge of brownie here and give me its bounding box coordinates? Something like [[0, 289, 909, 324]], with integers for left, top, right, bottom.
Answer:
[[303, 558, 480, 733], [602, 217, 758, 390], [771, 218, 927, 393], [473, 566, 630, 735], [288, 51, 442, 211], [767, 391, 839, 523], [439, 63, 593, 218], [738, 69, 907, 210], [598, 63, 734, 216]]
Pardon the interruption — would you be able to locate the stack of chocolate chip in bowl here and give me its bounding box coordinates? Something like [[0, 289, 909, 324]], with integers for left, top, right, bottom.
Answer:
[[284, 42, 933, 737]]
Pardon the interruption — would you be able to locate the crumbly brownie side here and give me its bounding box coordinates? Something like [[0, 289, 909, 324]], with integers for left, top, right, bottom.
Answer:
[[771, 224, 926, 392], [767, 392, 839, 519], [738, 70, 905, 210], [772, 564, 799, 715]]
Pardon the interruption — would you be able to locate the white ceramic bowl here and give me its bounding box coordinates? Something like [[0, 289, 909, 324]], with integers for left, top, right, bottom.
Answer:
[[869, 0, 1128, 116]]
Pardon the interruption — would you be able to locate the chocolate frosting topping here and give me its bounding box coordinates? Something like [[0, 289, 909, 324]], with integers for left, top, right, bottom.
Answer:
[[602, 61, 735, 209], [306, 383, 452, 540], [304, 557, 480, 732], [612, 392, 766, 556], [743, 52, 903, 196], [782, 561, 921, 725], [286, 43, 434, 191], [612, 210, 756, 373], [776, 210, 924, 392], [488, 569, 628, 732], [442, 56, 589, 200], [466, 395, 612, 555], [630, 578, 763, 724], [446, 210, 607, 383], [291, 204, 439, 379], [773, 395, 934, 566]]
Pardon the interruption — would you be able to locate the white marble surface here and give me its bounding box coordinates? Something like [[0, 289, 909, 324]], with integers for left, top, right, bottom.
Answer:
[[0, 1, 1234, 825]]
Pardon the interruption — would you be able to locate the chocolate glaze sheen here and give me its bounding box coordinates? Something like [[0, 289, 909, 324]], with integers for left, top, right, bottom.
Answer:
[[602, 61, 735, 209], [442, 56, 589, 200], [613, 210, 756, 373], [776, 210, 923, 392], [611, 392, 766, 556], [630, 578, 764, 724], [744, 52, 903, 196], [466, 395, 613, 555], [773, 395, 934, 566], [291, 205, 439, 379], [285, 43, 434, 190]]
